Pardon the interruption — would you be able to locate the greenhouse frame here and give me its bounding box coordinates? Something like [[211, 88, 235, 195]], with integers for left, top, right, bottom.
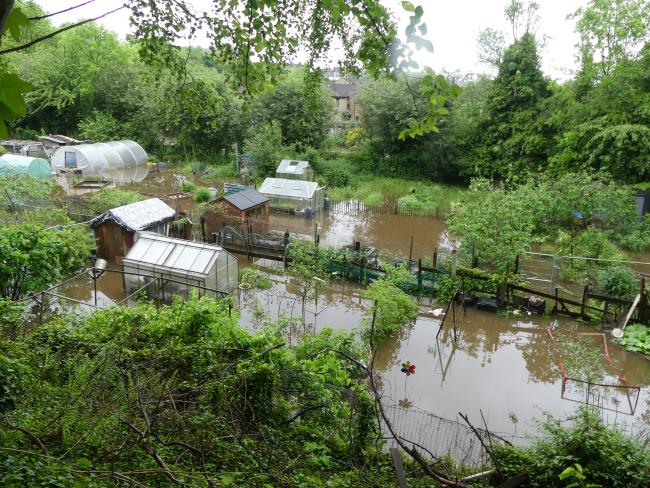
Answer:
[[51, 140, 147, 175], [258, 177, 324, 213], [276, 159, 314, 181], [0, 154, 51, 178], [122, 232, 240, 298]]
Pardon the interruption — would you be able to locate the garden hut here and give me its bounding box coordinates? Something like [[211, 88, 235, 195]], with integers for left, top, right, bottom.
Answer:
[[122, 232, 240, 296], [275, 159, 314, 181], [0, 154, 51, 178], [203, 187, 269, 236], [258, 177, 324, 215], [51, 140, 147, 176], [90, 198, 176, 262]]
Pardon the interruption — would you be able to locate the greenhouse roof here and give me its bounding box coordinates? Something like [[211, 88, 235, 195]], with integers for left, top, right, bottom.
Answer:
[[0, 154, 51, 178], [276, 159, 311, 175], [259, 178, 320, 199], [90, 198, 175, 232], [124, 232, 226, 278], [222, 188, 268, 211], [51, 140, 148, 174]]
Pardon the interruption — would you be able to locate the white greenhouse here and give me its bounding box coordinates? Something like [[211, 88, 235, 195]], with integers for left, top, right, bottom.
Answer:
[[276, 159, 314, 181], [258, 177, 324, 214], [122, 232, 239, 298], [51, 140, 147, 175]]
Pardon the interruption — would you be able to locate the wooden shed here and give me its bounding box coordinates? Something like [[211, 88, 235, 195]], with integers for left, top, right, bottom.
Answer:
[[90, 198, 176, 263], [203, 188, 269, 238]]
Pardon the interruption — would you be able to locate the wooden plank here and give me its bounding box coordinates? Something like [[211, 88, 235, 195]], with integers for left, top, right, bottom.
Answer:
[[389, 447, 409, 488]]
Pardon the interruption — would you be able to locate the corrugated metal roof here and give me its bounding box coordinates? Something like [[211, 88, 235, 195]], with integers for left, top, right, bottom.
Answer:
[[90, 198, 175, 232], [276, 159, 311, 175], [123, 232, 227, 278], [222, 187, 268, 211], [258, 178, 320, 199]]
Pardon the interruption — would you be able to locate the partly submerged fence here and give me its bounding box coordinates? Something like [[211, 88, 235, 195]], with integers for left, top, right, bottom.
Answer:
[[329, 200, 443, 218]]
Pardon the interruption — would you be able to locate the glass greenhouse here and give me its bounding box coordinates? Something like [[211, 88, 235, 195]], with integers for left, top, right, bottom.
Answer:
[[276, 159, 314, 181], [51, 140, 147, 176], [0, 154, 51, 178], [258, 177, 324, 213], [122, 232, 240, 298]]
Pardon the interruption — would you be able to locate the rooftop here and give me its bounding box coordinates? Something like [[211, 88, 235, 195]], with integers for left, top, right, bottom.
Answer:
[[258, 178, 320, 199], [90, 198, 175, 232], [221, 187, 268, 211], [123, 232, 227, 278], [276, 159, 311, 175]]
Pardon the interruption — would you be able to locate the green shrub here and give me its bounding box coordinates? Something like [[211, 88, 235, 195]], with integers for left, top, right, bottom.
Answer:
[[619, 215, 650, 252], [493, 406, 650, 487], [180, 180, 195, 192], [194, 187, 212, 203], [205, 163, 238, 179], [617, 324, 650, 354], [239, 267, 272, 289], [597, 266, 637, 297], [86, 188, 143, 214]]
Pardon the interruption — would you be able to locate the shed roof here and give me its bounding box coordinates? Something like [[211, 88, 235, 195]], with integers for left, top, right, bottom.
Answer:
[[328, 82, 358, 98], [90, 198, 175, 232], [276, 159, 311, 175], [221, 187, 268, 211], [258, 178, 320, 199], [123, 232, 227, 278]]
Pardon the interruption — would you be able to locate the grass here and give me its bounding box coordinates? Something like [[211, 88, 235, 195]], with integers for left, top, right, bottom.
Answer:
[[326, 174, 468, 215]]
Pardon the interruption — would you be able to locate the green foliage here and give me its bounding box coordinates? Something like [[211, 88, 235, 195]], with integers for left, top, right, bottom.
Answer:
[[85, 188, 144, 214], [0, 224, 93, 299], [239, 266, 272, 290], [475, 32, 551, 179], [180, 180, 194, 193], [559, 463, 602, 488], [250, 70, 335, 150], [448, 173, 637, 279], [244, 120, 292, 176], [493, 407, 650, 487], [362, 264, 418, 346], [596, 266, 637, 297], [0, 295, 418, 486], [204, 162, 238, 179], [618, 214, 650, 252], [617, 324, 650, 354], [194, 186, 212, 203]]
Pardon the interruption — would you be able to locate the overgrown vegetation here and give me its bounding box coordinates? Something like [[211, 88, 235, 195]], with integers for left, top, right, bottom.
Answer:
[[0, 296, 437, 487], [617, 323, 650, 355], [493, 407, 650, 487]]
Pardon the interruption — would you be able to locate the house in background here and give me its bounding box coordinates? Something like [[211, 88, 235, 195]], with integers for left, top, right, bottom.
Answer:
[[90, 198, 176, 263], [202, 187, 269, 238], [328, 82, 360, 123], [276, 159, 314, 181]]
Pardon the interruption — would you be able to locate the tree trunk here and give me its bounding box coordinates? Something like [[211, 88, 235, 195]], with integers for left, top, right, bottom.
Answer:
[[0, 0, 15, 41]]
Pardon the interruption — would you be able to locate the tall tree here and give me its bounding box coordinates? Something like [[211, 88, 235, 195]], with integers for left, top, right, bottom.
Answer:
[[476, 33, 550, 179], [571, 0, 650, 82], [250, 70, 334, 150]]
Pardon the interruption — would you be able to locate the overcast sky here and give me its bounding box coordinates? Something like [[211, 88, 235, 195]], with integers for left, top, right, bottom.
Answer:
[[41, 0, 589, 80]]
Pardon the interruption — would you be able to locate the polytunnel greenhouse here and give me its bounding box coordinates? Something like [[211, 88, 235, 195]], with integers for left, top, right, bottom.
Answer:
[[51, 140, 147, 175], [0, 154, 51, 178]]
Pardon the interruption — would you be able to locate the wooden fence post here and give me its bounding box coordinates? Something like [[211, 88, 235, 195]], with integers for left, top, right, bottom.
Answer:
[[580, 284, 590, 319]]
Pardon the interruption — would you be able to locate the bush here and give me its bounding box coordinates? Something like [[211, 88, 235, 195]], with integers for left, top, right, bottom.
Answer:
[[180, 180, 194, 192], [205, 163, 238, 179], [493, 407, 650, 487], [597, 266, 637, 297], [86, 188, 143, 214], [317, 159, 352, 188], [617, 324, 650, 354], [194, 187, 212, 203]]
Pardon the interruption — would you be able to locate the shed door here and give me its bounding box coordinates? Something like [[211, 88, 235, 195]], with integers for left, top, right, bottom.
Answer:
[[95, 221, 125, 262]]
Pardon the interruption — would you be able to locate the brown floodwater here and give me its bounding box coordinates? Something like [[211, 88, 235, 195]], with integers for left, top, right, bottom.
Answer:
[[50, 170, 650, 452]]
